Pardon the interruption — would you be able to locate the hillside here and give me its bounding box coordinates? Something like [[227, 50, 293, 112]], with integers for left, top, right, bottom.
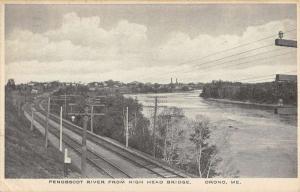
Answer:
[[5, 91, 80, 178]]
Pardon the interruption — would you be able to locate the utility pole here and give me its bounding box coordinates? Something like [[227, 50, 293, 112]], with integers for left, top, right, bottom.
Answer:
[[59, 106, 63, 151], [81, 106, 89, 178], [66, 101, 105, 177], [45, 97, 50, 150], [134, 96, 138, 130], [17, 98, 21, 116], [64, 93, 67, 117], [87, 96, 106, 133], [90, 105, 94, 133], [30, 104, 35, 131], [126, 106, 129, 148], [163, 118, 169, 161], [134, 111, 137, 130], [146, 95, 168, 158], [153, 96, 158, 157], [88, 103, 105, 133], [170, 120, 174, 164]]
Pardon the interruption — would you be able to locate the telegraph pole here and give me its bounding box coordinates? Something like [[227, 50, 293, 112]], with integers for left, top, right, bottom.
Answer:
[[163, 118, 169, 161], [90, 105, 94, 133], [153, 96, 158, 157], [66, 101, 105, 177], [146, 95, 167, 158], [81, 106, 89, 177], [134, 96, 138, 129], [45, 97, 50, 150], [64, 93, 67, 117], [30, 105, 34, 131], [134, 111, 137, 129], [59, 106, 63, 151], [87, 96, 106, 133], [125, 107, 129, 148]]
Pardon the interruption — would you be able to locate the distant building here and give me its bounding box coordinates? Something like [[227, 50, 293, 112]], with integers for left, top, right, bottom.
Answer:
[[275, 74, 297, 82], [89, 87, 96, 91], [31, 89, 38, 94], [28, 81, 36, 86]]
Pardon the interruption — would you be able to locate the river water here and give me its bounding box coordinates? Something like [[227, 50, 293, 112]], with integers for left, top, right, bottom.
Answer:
[[125, 90, 297, 178]]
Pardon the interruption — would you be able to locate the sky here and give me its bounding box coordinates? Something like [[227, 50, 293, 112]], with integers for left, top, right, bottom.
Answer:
[[5, 4, 298, 84]]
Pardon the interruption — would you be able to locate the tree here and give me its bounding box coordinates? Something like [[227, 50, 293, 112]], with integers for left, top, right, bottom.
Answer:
[[189, 116, 219, 178], [6, 79, 16, 90], [129, 112, 152, 154], [156, 107, 185, 163]]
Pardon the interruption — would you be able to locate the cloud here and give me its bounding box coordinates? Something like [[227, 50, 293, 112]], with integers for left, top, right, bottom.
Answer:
[[5, 12, 297, 83], [157, 19, 296, 66]]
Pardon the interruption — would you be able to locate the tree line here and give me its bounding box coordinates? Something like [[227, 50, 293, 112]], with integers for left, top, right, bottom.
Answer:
[[200, 80, 297, 105]]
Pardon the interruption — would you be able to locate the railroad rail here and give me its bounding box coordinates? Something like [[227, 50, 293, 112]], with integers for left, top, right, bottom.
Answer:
[[26, 106, 131, 178], [30, 98, 191, 178]]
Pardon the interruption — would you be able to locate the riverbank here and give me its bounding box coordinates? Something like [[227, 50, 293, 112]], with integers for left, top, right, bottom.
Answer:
[[204, 98, 278, 107], [203, 97, 297, 108]]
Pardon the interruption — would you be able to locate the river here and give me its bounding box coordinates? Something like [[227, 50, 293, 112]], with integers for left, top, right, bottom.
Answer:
[[125, 90, 297, 178]]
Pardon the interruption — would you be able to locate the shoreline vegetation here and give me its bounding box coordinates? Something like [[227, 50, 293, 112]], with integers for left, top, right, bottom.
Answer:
[[200, 80, 297, 107]]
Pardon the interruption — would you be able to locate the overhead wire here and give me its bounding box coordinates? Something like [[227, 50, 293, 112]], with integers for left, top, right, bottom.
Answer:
[[141, 28, 297, 81], [182, 49, 296, 73], [175, 28, 296, 66]]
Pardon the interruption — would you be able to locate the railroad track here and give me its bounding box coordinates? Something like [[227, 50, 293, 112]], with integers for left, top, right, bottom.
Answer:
[[24, 104, 131, 178], [34, 98, 191, 178]]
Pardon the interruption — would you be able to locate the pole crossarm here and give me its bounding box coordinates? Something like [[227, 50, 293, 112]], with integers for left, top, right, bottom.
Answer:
[[67, 112, 105, 116], [50, 97, 72, 101], [147, 96, 168, 98], [144, 105, 168, 108], [160, 114, 185, 118], [86, 104, 105, 107]]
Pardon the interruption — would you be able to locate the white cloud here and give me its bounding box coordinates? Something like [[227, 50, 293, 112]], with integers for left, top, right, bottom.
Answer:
[[5, 12, 297, 84]]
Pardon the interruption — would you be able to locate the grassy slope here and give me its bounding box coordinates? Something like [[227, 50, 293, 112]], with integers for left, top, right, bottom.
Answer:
[[5, 91, 79, 178]]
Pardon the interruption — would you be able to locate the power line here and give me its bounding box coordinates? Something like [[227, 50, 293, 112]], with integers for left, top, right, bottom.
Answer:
[[175, 28, 296, 66], [142, 28, 297, 80], [224, 51, 296, 70], [192, 43, 274, 69], [195, 47, 286, 71], [182, 49, 296, 74], [173, 29, 296, 73]]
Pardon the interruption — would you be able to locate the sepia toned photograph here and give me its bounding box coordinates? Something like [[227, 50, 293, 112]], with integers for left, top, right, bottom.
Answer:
[[3, 2, 298, 182]]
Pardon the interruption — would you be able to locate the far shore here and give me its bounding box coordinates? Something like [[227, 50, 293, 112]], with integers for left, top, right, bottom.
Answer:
[[203, 98, 297, 108]]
